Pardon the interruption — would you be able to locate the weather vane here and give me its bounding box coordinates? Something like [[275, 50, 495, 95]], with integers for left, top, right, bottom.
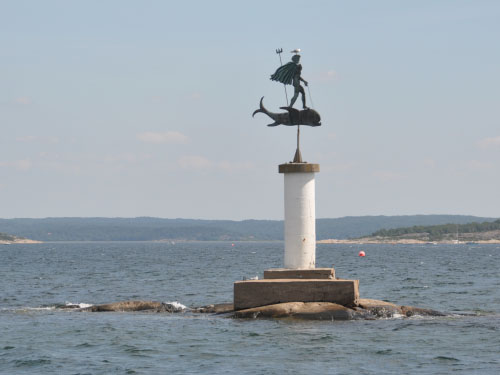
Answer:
[[253, 48, 321, 163]]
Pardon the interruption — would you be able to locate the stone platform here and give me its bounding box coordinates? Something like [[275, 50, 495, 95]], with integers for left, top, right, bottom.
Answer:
[[264, 268, 335, 279], [234, 267, 359, 310], [234, 278, 359, 310]]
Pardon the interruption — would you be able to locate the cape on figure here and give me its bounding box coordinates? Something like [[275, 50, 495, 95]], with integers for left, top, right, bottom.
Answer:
[[270, 54, 308, 109]]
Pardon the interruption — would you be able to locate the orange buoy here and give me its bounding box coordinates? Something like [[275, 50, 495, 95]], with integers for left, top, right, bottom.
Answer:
[[359, 250, 366, 257]]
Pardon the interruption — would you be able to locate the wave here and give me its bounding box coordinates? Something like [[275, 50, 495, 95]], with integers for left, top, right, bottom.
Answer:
[[163, 301, 188, 312], [62, 302, 93, 309]]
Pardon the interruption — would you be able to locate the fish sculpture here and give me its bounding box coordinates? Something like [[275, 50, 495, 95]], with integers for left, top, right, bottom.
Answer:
[[252, 97, 321, 127]]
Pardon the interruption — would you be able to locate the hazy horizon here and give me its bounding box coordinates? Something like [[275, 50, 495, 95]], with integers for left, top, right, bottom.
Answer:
[[0, 213, 496, 221]]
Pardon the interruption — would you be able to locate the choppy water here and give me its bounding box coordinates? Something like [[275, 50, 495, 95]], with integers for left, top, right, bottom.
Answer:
[[1, 241, 499, 374]]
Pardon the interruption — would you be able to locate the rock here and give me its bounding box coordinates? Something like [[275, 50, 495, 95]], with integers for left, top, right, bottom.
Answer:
[[58, 304, 81, 309], [82, 300, 185, 313], [400, 305, 447, 317], [233, 302, 364, 320], [75, 298, 447, 320], [233, 299, 447, 320], [192, 303, 234, 314], [358, 298, 403, 318]]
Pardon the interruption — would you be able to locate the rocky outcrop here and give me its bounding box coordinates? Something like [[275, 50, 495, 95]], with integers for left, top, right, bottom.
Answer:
[[400, 305, 447, 317], [233, 302, 360, 320], [82, 301, 186, 313], [191, 303, 234, 314], [232, 299, 447, 320], [70, 298, 446, 320], [357, 298, 403, 318]]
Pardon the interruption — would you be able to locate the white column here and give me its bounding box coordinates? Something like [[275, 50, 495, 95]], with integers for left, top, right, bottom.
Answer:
[[279, 163, 319, 269]]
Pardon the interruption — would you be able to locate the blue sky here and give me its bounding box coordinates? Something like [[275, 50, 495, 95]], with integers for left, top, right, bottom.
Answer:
[[1, 0, 499, 219]]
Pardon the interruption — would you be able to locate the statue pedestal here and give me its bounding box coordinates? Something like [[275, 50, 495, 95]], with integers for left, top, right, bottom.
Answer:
[[233, 163, 359, 312], [279, 163, 319, 269]]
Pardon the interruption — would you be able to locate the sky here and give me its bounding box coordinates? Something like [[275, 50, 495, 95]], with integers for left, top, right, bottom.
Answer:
[[1, 0, 499, 220]]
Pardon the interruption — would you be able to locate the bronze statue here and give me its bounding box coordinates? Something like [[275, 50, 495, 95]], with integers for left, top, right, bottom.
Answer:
[[270, 54, 308, 109], [253, 48, 322, 162]]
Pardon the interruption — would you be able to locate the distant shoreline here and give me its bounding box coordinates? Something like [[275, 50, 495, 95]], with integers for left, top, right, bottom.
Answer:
[[0, 239, 42, 245], [318, 238, 500, 245]]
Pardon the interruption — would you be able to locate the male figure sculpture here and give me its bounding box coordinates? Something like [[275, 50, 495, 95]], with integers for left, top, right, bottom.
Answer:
[[270, 54, 309, 109]]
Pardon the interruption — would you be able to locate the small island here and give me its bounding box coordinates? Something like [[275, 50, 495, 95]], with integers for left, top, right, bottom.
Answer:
[[318, 219, 500, 244], [0, 232, 41, 245]]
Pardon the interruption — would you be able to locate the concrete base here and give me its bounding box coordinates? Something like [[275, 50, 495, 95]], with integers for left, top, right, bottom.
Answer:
[[234, 279, 359, 310], [264, 268, 335, 279]]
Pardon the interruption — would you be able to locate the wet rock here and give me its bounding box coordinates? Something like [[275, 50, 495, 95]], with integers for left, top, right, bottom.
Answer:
[[82, 300, 186, 313], [232, 299, 447, 320], [233, 302, 364, 320], [57, 304, 81, 309], [358, 298, 403, 318], [192, 303, 234, 314], [74, 298, 446, 319], [400, 305, 447, 317]]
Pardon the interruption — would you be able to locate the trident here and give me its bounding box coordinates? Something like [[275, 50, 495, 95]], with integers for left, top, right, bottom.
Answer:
[[276, 47, 302, 163], [275, 48, 289, 105]]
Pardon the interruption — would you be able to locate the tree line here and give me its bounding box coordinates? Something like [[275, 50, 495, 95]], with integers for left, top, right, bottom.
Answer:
[[371, 219, 500, 239], [0, 232, 16, 241]]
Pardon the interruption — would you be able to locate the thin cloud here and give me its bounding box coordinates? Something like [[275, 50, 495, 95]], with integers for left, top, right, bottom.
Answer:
[[137, 131, 188, 144], [477, 136, 500, 149], [190, 92, 202, 100], [16, 135, 59, 143], [151, 96, 164, 103], [103, 153, 152, 164], [216, 161, 255, 171], [327, 133, 337, 140], [178, 155, 212, 169], [328, 161, 355, 172], [423, 158, 436, 168], [0, 159, 32, 170], [15, 97, 32, 105], [371, 170, 403, 181], [16, 135, 37, 142], [324, 70, 338, 81], [465, 160, 494, 170], [178, 155, 254, 171], [312, 70, 338, 83]]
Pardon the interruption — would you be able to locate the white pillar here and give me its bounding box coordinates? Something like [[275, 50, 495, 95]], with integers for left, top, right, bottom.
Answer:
[[279, 163, 319, 269]]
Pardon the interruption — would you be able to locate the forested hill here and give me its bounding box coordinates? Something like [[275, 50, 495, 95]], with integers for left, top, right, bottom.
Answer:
[[0, 215, 496, 241], [371, 219, 500, 241], [0, 232, 17, 242]]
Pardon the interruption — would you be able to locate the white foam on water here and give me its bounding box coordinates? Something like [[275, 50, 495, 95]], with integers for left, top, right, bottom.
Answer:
[[17, 306, 57, 312], [65, 302, 93, 308], [407, 314, 443, 320], [391, 313, 405, 319], [375, 312, 405, 320], [163, 301, 187, 311]]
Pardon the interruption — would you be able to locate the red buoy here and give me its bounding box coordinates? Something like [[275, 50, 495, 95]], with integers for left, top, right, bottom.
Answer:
[[359, 250, 366, 257]]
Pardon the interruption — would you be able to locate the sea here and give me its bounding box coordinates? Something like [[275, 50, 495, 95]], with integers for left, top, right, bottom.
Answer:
[[1, 241, 499, 374]]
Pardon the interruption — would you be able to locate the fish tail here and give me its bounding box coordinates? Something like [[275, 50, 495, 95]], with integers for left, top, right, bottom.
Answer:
[[252, 109, 263, 117], [252, 96, 267, 117]]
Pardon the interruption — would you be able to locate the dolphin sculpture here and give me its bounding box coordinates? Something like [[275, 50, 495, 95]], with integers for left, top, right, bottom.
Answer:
[[252, 97, 321, 127]]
